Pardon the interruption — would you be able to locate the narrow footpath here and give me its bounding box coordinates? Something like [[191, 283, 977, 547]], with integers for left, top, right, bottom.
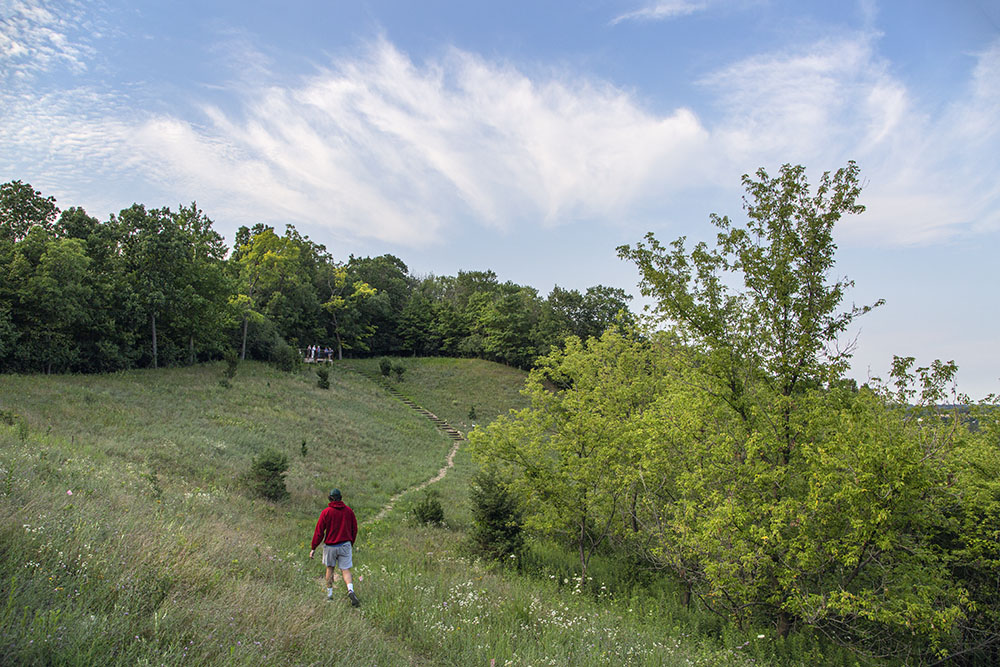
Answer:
[[349, 367, 466, 524]]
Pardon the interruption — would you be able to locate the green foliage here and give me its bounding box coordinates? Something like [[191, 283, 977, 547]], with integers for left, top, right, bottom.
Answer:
[[248, 448, 289, 501], [300, 439, 308, 457], [316, 366, 330, 389], [379, 357, 392, 377], [411, 489, 444, 525], [269, 339, 300, 373], [391, 361, 406, 381], [0, 180, 58, 242], [0, 356, 876, 666], [223, 349, 240, 379], [468, 405, 477, 421], [470, 328, 671, 585], [469, 466, 524, 564], [1, 179, 640, 373]]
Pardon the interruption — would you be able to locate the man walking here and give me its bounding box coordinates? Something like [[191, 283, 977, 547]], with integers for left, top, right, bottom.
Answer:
[[309, 488, 360, 606]]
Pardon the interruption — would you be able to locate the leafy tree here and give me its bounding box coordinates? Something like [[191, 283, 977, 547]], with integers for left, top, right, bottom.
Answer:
[[4, 229, 92, 372], [619, 161, 881, 438], [116, 204, 190, 368], [346, 254, 415, 355], [0, 180, 58, 243], [610, 163, 999, 660], [473, 282, 544, 369], [545, 284, 634, 343], [398, 292, 438, 356], [231, 226, 301, 360], [470, 328, 671, 585], [318, 260, 376, 360], [172, 203, 232, 364], [55, 207, 139, 371]]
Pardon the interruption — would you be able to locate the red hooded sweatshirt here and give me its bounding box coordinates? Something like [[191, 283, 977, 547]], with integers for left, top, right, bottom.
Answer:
[[311, 501, 358, 550]]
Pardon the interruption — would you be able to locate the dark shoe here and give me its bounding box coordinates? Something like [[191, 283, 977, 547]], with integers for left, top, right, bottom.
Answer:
[[348, 590, 360, 607]]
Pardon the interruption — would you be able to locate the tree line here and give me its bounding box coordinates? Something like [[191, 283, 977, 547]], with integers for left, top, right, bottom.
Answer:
[[0, 180, 633, 374], [470, 163, 1000, 664]]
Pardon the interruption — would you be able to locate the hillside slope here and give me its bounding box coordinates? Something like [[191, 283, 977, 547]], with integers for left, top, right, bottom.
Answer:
[[0, 360, 753, 666]]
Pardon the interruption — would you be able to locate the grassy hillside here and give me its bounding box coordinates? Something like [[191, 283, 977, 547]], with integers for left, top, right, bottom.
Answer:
[[0, 360, 757, 666]]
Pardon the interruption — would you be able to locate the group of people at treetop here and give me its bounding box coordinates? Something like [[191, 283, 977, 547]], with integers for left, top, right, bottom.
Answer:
[[309, 488, 360, 607], [304, 345, 334, 362]]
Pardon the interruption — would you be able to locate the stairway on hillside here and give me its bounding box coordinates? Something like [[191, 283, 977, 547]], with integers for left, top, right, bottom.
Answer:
[[350, 368, 465, 442]]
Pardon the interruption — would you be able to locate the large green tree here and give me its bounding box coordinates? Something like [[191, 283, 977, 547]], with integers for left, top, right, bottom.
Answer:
[[612, 163, 999, 659], [470, 328, 673, 585], [0, 180, 58, 243]]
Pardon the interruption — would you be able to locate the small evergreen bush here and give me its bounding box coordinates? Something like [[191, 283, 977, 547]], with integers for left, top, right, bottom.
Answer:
[[379, 357, 392, 377], [219, 348, 239, 388], [249, 449, 289, 501], [316, 367, 330, 389], [469, 467, 524, 564], [391, 362, 406, 381], [270, 340, 300, 373], [412, 489, 444, 525]]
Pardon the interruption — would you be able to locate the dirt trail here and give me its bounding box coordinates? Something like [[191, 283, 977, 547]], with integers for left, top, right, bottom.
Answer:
[[368, 437, 461, 524], [348, 369, 467, 526]]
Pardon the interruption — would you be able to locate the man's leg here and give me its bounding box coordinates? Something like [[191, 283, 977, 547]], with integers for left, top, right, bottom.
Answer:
[[325, 565, 336, 599], [342, 567, 359, 606]]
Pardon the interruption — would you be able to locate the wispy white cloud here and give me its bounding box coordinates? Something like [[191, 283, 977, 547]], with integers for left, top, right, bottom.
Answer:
[[0, 0, 98, 85], [700, 33, 1000, 244], [2, 25, 998, 249], [611, 1, 708, 25], [125, 39, 711, 244]]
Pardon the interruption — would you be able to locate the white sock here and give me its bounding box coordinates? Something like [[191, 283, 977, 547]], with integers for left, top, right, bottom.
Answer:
[[347, 583, 354, 593], [327, 587, 333, 596]]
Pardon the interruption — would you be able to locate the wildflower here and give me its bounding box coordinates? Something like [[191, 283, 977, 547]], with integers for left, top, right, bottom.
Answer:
[[66, 490, 73, 495]]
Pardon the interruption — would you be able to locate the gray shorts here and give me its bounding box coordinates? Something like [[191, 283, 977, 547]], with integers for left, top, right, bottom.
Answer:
[[322, 541, 353, 569]]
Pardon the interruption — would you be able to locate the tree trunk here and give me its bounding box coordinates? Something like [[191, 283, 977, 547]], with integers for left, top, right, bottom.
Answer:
[[240, 315, 249, 361], [189, 334, 195, 365], [776, 610, 792, 638], [151, 311, 158, 369]]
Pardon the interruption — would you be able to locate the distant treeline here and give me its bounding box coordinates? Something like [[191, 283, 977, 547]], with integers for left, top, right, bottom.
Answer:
[[0, 180, 633, 374]]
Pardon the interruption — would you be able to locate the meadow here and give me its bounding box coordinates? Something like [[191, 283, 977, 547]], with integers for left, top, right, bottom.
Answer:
[[0, 360, 848, 665]]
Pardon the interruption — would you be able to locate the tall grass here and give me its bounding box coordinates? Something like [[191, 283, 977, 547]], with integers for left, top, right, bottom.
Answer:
[[1, 361, 859, 665]]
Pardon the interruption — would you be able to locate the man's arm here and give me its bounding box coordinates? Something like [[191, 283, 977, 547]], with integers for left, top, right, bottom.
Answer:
[[309, 510, 328, 556]]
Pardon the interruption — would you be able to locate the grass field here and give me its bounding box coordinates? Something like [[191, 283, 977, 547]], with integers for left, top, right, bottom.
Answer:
[[0, 359, 816, 665]]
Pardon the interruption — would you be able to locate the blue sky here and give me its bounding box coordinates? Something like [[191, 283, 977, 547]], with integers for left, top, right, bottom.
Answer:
[[2, 0, 998, 398]]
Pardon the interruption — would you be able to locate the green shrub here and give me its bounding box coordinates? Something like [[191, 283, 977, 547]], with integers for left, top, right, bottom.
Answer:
[[269, 339, 300, 373], [391, 362, 406, 381], [219, 348, 239, 388], [248, 449, 289, 501], [469, 467, 524, 564], [316, 367, 330, 389], [379, 357, 392, 377], [412, 489, 444, 525]]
